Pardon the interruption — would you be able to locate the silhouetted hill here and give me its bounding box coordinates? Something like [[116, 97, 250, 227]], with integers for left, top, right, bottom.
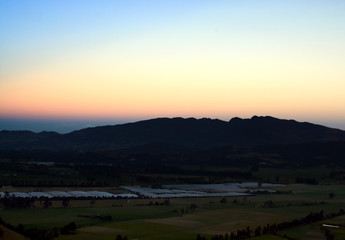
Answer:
[[0, 116, 344, 151]]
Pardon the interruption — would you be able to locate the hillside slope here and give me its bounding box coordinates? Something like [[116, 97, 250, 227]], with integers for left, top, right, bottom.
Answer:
[[0, 116, 344, 151]]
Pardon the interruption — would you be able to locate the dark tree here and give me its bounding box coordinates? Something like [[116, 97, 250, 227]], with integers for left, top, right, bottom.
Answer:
[[43, 199, 52, 208], [190, 203, 198, 212], [329, 192, 335, 199], [61, 222, 77, 235], [62, 199, 70, 207], [254, 226, 262, 236], [115, 234, 128, 240], [16, 223, 24, 234]]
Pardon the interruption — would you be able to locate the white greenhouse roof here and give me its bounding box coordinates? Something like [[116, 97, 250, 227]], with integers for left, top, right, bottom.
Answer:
[[87, 191, 115, 198], [47, 191, 73, 197], [28, 192, 54, 198], [9, 192, 31, 198], [68, 191, 95, 198]]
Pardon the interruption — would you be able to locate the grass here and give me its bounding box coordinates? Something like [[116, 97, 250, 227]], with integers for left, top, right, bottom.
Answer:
[[1, 183, 345, 240], [0, 224, 29, 240], [0, 205, 180, 229]]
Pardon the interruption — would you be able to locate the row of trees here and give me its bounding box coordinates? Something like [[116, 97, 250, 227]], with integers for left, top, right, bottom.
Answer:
[[0, 195, 138, 209], [0, 196, 35, 208], [135, 199, 170, 206], [0, 196, 56, 209], [197, 209, 345, 240]]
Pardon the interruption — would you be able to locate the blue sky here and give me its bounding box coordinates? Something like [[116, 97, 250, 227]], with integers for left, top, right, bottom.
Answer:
[[1, 0, 345, 132]]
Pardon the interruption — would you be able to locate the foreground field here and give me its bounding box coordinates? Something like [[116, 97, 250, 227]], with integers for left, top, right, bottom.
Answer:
[[0, 224, 29, 240], [1, 184, 345, 240]]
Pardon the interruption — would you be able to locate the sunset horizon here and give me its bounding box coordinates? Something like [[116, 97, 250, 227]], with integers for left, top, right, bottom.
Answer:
[[0, 114, 344, 134], [1, 2, 345, 238], [1, 0, 345, 131]]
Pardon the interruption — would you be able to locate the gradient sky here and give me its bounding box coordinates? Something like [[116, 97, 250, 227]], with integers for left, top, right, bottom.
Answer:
[[1, 0, 345, 132]]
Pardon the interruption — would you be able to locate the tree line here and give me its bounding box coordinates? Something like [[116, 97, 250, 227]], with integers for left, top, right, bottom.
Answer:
[[196, 209, 345, 240]]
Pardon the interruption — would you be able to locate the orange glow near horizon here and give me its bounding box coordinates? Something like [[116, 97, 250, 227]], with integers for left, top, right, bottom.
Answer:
[[1, 54, 344, 122], [1, 1, 345, 128]]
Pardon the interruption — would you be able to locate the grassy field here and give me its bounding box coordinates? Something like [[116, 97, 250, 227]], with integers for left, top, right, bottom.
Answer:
[[0, 224, 29, 240], [1, 183, 345, 240]]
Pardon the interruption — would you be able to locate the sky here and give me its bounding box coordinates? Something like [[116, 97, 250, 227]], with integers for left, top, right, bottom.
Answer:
[[1, 0, 345, 132]]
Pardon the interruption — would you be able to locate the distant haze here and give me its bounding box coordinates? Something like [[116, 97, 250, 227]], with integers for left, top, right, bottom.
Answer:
[[0, 117, 133, 133]]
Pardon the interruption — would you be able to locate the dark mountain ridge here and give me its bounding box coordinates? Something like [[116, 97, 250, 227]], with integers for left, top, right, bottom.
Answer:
[[0, 116, 344, 151]]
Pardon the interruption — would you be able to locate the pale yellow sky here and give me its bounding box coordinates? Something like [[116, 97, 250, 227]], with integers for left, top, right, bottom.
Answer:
[[1, 1, 345, 130]]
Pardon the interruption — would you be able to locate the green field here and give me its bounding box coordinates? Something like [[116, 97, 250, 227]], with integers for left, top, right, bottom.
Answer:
[[1, 183, 345, 240]]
